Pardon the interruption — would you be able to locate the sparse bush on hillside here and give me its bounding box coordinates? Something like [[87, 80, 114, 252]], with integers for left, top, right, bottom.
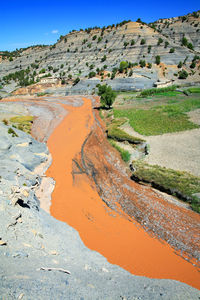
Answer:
[[139, 60, 146, 68], [148, 45, 152, 53], [181, 36, 188, 46], [101, 55, 107, 62], [164, 41, 169, 48], [157, 38, 163, 46], [169, 48, 175, 53], [147, 63, 152, 69], [177, 61, 183, 68], [190, 61, 196, 69], [178, 70, 188, 79], [192, 11, 199, 18], [131, 39, 135, 46], [88, 71, 96, 78], [73, 77, 80, 85], [155, 55, 161, 65], [39, 68, 46, 74], [98, 37, 103, 43], [140, 39, 146, 45], [124, 41, 129, 48], [111, 68, 118, 79], [187, 43, 194, 50]]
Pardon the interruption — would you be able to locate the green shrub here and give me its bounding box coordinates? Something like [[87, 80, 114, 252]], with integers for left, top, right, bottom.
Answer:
[[164, 41, 169, 48], [73, 77, 80, 86], [140, 39, 146, 45], [155, 55, 160, 65], [187, 43, 194, 50], [139, 60, 146, 68], [119, 61, 129, 73], [169, 48, 175, 53], [148, 45, 151, 53], [139, 85, 177, 97], [39, 68, 46, 74], [178, 61, 183, 68], [190, 61, 196, 69], [88, 71, 96, 78], [8, 127, 18, 137], [131, 39, 135, 46], [178, 70, 188, 79], [157, 38, 163, 46], [101, 55, 107, 62]]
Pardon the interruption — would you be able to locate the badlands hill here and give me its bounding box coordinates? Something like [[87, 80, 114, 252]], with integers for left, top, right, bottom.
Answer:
[[0, 10, 200, 96]]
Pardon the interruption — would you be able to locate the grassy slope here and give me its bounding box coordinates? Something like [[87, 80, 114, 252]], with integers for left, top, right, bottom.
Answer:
[[132, 160, 200, 213]]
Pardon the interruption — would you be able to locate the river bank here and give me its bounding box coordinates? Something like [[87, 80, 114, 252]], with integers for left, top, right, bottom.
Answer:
[[0, 96, 199, 298]]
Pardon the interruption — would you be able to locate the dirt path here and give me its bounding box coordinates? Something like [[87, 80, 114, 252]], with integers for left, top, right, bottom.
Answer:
[[46, 97, 200, 289]]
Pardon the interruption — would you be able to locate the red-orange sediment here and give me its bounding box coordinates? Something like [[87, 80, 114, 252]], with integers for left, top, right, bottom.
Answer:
[[46, 98, 200, 290]]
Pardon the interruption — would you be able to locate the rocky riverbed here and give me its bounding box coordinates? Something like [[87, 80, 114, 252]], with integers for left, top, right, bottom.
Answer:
[[0, 98, 200, 299]]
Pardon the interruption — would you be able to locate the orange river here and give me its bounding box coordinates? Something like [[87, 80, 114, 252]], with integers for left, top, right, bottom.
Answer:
[[46, 97, 200, 290]]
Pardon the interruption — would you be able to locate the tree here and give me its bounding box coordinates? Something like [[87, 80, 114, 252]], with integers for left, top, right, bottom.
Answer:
[[88, 71, 96, 78], [139, 60, 146, 68], [131, 39, 135, 46], [97, 84, 116, 108], [73, 77, 80, 86], [101, 55, 107, 62], [119, 61, 128, 73], [178, 61, 183, 68], [181, 37, 188, 46], [187, 43, 194, 50], [140, 39, 146, 45], [169, 48, 175, 53], [157, 38, 163, 46], [155, 55, 161, 65], [178, 70, 188, 79], [190, 61, 196, 69]]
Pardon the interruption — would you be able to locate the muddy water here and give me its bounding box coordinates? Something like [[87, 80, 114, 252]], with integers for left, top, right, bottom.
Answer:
[[47, 98, 200, 290]]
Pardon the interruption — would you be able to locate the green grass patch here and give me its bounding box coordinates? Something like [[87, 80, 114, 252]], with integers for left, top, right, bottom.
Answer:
[[138, 85, 177, 97], [109, 139, 131, 162], [131, 160, 200, 213], [10, 115, 33, 134], [0, 85, 3, 89], [107, 119, 144, 143], [187, 87, 200, 93], [37, 92, 48, 97], [114, 98, 200, 135], [99, 109, 104, 119], [114, 109, 198, 135], [154, 91, 181, 97]]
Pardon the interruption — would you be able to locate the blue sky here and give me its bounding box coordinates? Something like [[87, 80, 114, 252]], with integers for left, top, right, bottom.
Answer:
[[0, 0, 199, 51]]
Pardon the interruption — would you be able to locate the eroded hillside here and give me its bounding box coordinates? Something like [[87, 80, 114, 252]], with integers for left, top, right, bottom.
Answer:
[[0, 11, 199, 96]]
